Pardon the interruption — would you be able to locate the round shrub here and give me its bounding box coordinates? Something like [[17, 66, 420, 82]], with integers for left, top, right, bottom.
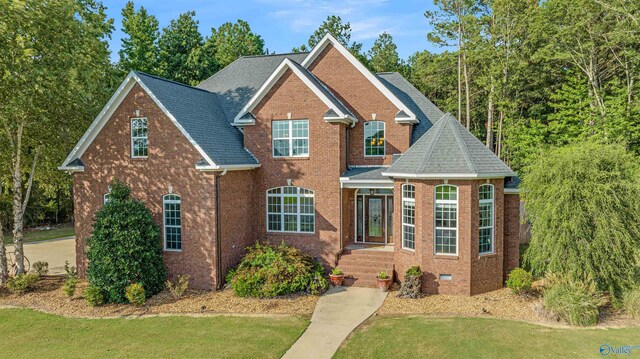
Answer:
[[506, 268, 533, 294], [226, 242, 328, 298], [6, 273, 39, 294], [125, 283, 146, 306], [623, 287, 640, 319], [543, 274, 602, 326], [86, 180, 166, 303], [85, 285, 105, 307]]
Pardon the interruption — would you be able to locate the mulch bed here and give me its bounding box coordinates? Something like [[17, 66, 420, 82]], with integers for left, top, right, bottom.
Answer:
[[0, 276, 318, 318], [378, 282, 639, 328]]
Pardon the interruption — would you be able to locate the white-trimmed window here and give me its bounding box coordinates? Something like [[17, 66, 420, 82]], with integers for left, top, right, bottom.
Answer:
[[435, 185, 458, 255], [364, 121, 385, 156], [267, 186, 314, 233], [163, 194, 181, 251], [131, 118, 148, 158], [402, 184, 415, 250], [272, 120, 309, 157], [479, 184, 494, 254]]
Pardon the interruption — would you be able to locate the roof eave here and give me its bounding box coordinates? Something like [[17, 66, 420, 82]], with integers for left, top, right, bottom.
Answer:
[[380, 172, 516, 179], [394, 117, 419, 124], [57, 165, 84, 172], [196, 163, 261, 171]]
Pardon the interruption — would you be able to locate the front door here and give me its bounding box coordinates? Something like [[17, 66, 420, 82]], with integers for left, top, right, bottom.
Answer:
[[365, 196, 385, 243]]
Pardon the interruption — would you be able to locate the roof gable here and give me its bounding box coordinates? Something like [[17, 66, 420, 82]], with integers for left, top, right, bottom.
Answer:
[[60, 71, 258, 171], [301, 34, 418, 124], [382, 114, 515, 179], [233, 58, 357, 125]]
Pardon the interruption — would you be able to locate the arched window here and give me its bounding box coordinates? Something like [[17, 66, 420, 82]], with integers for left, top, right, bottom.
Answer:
[[434, 185, 458, 255], [479, 184, 494, 254], [267, 186, 314, 233], [163, 194, 181, 251], [364, 121, 385, 156], [402, 184, 416, 250]]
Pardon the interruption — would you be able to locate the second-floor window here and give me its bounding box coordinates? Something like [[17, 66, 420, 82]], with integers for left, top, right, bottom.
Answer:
[[364, 121, 385, 157], [272, 120, 309, 157], [131, 118, 148, 158]]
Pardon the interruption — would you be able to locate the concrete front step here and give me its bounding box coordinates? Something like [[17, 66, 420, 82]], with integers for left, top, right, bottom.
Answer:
[[337, 247, 395, 288], [342, 277, 381, 288]]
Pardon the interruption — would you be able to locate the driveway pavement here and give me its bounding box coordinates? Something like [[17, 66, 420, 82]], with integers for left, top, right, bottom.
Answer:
[[282, 286, 387, 359], [6, 237, 75, 275]]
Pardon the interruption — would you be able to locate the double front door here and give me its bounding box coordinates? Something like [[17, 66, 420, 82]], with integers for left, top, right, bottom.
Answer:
[[356, 190, 393, 244]]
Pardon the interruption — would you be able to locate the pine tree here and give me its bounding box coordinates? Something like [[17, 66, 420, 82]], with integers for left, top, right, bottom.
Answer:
[[157, 11, 205, 85], [205, 19, 265, 68], [368, 32, 402, 73], [117, 1, 160, 74]]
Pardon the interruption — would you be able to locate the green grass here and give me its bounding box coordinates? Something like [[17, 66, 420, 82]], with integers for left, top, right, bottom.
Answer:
[[335, 316, 640, 359], [0, 308, 308, 358], [3, 226, 74, 245]]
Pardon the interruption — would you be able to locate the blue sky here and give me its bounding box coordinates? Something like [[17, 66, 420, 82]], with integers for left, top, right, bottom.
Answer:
[[101, 0, 444, 62]]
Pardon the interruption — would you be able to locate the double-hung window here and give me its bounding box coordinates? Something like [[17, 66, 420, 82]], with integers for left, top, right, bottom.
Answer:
[[267, 186, 314, 233], [364, 121, 385, 156], [163, 194, 181, 251], [402, 184, 416, 250], [131, 118, 148, 158], [479, 184, 494, 254], [272, 120, 309, 157], [434, 185, 458, 255]]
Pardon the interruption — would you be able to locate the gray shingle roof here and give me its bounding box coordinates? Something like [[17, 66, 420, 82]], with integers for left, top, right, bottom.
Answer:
[[197, 52, 309, 121], [383, 114, 515, 178], [341, 167, 392, 181], [135, 71, 257, 166], [376, 72, 445, 144]]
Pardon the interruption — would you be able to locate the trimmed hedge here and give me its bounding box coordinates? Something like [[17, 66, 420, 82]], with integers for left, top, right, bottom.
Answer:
[[226, 242, 328, 298], [86, 180, 166, 303], [506, 268, 533, 294]]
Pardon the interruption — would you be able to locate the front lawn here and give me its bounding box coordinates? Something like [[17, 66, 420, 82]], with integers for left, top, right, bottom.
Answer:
[[335, 316, 640, 359], [0, 308, 308, 358], [3, 226, 74, 245]]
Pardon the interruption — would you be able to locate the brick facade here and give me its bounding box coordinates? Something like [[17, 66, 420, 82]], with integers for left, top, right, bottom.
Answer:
[[71, 45, 520, 296]]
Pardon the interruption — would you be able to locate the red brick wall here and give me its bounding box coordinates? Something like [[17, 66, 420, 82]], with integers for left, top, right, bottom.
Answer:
[[73, 83, 219, 289], [393, 179, 513, 296], [307, 44, 412, 166], [244, 69, 346, 266], [503, 194, 521, 280]]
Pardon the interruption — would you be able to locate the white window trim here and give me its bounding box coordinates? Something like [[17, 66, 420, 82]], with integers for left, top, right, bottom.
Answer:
[[401, 184, 415, 251], [130, 117, 148, 158], [266, 186, 315, 234], [479, 184, 495, 255], [434, 185, 459, 256], [364, 121, 385, 157], [163, 194, 182, 252], [272, 120, 310, 158]]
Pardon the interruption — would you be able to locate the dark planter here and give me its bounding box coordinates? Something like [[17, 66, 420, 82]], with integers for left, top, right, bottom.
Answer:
[[377, 277, 393, 292], [329, 274, 345, 286]]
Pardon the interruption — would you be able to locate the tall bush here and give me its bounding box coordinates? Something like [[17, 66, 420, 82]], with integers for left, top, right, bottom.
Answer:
[[86, 180, 166, 303], [521, 140, 640, 300]]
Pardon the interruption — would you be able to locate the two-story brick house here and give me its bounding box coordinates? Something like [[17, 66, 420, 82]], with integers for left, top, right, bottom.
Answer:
[[60, 34, 520, 296]]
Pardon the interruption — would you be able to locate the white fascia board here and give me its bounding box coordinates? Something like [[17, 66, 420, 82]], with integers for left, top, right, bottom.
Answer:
[[504, 188, 520, 194], [232, 58, 352, 125], [301, 33, 417, 122], [57, 165, 84, 172], [60, 71, 217, 169], [380, 172, 516, 179], [196, 163, 261, 171]]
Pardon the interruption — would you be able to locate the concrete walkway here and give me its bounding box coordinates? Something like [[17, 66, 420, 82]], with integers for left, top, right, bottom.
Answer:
[[6, 237, 75, 275], [283, 286, 387, 359]]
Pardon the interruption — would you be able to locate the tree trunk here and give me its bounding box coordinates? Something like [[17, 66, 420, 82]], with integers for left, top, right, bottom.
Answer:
[[486, 82, 495, 151], [463, 51, 471, 129], [497, 111, 504, 158], [0, 215, 7, 284], [457, 9, 463, 123]]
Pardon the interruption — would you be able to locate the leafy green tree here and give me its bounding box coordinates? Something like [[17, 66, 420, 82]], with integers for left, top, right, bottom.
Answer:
[[157, 11, 206, 85], [0, 0, 115, 274], [205, 19, 265, 68], [87, 180, 166, 303], [367, 32, 402, 73], [117, 1, 160, 74], [521, 140, 640, 300]]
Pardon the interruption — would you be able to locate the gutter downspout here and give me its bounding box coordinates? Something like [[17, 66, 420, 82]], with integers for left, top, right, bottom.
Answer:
[[215, 168, 228, 290]]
